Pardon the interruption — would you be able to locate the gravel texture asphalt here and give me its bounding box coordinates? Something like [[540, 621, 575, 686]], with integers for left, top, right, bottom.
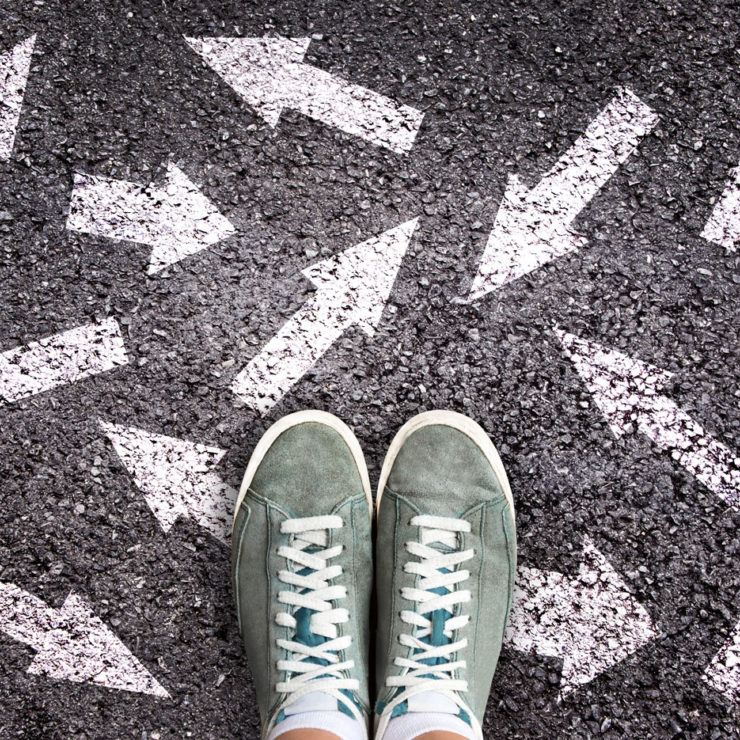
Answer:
[[1, 0, 739, 737]]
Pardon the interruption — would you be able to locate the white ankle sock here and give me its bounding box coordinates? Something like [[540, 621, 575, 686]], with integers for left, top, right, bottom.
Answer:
[[267, 710, 367, 740], [379, 711, 474, 740], [267, 691, 367, 740]]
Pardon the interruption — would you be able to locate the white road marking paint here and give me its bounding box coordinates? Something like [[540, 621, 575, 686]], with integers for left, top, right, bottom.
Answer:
[[556, 328, 740, 506], [506, 536, 657, 697], [101, 421, 236, 543], [701, 165, 740, 252], [231, 218, 418, 414], [0, 317, 128, 402], [0, 582, 168, 697], [0, 35, 36, 160], [66, 161, 235, 274], [703, 621, 740, 704], [185, 36, 423, 154], [467, 88, 658, 300]]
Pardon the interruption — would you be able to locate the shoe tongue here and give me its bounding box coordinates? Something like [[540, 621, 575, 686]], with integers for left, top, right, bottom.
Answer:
[[283, 690, 339, 715], [283, 555, 361, 721], [427, 541, 455, 554], [294, 552, 327, 649], [406, 691, 459, 714]]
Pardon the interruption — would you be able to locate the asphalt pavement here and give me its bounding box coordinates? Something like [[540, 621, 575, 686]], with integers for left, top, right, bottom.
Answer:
[[1, 0, 739, 737]]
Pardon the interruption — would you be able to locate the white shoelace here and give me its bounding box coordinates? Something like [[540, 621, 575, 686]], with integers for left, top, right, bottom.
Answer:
[[274, 515, 362, 721], [378, 515, 481, 738]]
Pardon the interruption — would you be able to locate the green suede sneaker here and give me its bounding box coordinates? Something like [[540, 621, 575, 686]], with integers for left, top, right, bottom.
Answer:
[[232, 410, 373, 739], [374, 411, 516, 740]]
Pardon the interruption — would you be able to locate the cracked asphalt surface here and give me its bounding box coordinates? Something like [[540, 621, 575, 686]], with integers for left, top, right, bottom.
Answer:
[[1, 0, 739, 737]]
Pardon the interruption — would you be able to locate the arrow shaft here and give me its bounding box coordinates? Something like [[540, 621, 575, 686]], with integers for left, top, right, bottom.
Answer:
[[67, 164, 234, 274], [529, 88, 657, 226], [0, 317, 129, 402], [638, 396, 740, 506], [232, 295, 350, 414], [467, 89, 657, 300], [281, 62, 423, 154], [67, 174, 175, 245], [0, 36, 35, 160], [0, 582, 54, 652]]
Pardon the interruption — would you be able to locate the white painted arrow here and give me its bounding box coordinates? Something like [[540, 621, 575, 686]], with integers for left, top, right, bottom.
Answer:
[[0, 317, 128, 403], [0, 35, 36, 160], [185, 36, 423, 154], [556, 328, 740, 507], [506, 536, 657, 697], [701, 165, 740, 252], [703, 620, 740, 705], [0, 582, 168, 697], [231, 218, 418, 414], [66, 161, 235, 274], [101, 421, 236, 543], [467, 88, 658, 300]]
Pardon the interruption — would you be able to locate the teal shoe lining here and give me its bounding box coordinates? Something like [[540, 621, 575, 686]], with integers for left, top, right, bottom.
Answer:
[[379, 566, 471, 726], [277, 558, 361, 723]]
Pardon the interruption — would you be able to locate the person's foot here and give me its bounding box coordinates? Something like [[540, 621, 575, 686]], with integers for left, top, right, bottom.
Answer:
[[374, 411, 517, 740], [232, 410, 373, 740]]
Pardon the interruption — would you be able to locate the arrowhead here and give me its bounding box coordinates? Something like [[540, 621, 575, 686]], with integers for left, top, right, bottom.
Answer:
[[147, 162, 235, 274], [301, 218, 418, 336], [555, 328, 673, 438], [558, 536, 657, 696], [507, 537, 657, 698], [0, 35, 36, 160], [184, 35, 311, 127], [101, 420, 236, 542], [27, 592, 169, 697], [703, 620, 740, 705], [466, 174, 586, 300]]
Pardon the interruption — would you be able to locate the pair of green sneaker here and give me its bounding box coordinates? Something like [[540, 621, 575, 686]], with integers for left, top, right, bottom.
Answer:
[[232, 410, 517, 740]]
